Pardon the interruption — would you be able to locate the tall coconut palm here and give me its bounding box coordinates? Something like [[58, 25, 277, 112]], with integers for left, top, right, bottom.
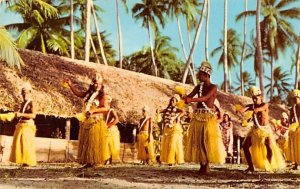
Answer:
[[265, 66, 292, 99], [223, 0, 228, 92], [132, 0, 167, 77], [211, 29, 242, 91], [6, 0, 80, 56], [256, 0, 264, 96], [166, 0, 200, 85], [237, 0, 300, 96], [181, 0, 207, 84], [295, 33, 300, 89], [235, 0, 248, 96], [234, 71, 255, 96], [115, 0, 128, 68], [0, 26, 23, 69], [205, 0, 210, 61], [70, 0, 75, 59], [122, 33, 181, 80], [84, 0, 91, 62]]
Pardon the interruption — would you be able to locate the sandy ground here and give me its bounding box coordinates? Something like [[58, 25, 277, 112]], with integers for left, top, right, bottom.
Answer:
[[0, 163, 299, 189]]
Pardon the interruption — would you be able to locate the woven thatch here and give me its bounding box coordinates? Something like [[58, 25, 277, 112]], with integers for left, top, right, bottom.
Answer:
[[0, 49, 287, 136]]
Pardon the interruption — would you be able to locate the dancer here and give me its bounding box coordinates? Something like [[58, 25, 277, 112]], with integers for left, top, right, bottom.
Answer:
[[237, 86, 285, 172], [136, 106, 155, 164], [105, 95, 121, 164], [159, 95, 185, 166], [184, 61, 226, 174], [65, 73, 109, 167], [287, 89, 300, 170], [10, 82, 37, 167]]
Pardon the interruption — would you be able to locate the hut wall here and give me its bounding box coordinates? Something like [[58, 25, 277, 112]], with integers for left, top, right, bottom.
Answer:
[[0, 135, 137, 163]]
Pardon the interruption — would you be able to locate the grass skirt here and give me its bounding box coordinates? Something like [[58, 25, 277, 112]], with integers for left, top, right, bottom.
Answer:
[[287, 122, 300, 163], [160, 123, 184, 164], [185, 112, 226, 164], [10, 120, 37, 166], [249, 126, 286, 171], [78, 116, 109, 165], [137, 131, 155, 162], [107, 125, 120, 162], [276, 136, 288, 159]]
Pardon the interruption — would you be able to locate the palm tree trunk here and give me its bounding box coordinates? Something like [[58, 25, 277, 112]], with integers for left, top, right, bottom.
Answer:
[[240, 0, 247, 96], [176, 17, 196, 85], [116, 0, 123, 68], [295, 32, 300, 89], [187, 24, 197, 84], [270, 56, 274, 99], [147, 20, 157, 77], [91, 1, 108, 65], [182, 0, 207, 84], [70, 0, 75, 59], [256, 0, 264, 96], [223, 0, 228, 92], [90, 36, 100, 64], [205, 0, 210, 61], [84, 0, 91, 62]]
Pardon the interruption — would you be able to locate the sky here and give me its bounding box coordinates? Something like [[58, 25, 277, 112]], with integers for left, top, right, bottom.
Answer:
[[1, 0, 300, 95]]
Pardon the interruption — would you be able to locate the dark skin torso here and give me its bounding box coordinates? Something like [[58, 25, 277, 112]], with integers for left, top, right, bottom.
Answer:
[[186, 83, 217, 108]]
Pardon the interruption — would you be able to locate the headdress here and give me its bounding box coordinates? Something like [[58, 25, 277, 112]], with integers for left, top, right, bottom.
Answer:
[[199, 61, 212, 76], [250, 86, 262, 97], [292, 89, 300, 98]]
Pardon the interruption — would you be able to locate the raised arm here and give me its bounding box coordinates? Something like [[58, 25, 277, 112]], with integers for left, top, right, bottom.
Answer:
[[65, 79, 88, 98]]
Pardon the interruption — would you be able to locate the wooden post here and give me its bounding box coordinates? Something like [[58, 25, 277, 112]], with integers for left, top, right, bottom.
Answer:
[[237, 136, 241, 164], [65, 119, 71, 140], [65, 119, 71, 162]]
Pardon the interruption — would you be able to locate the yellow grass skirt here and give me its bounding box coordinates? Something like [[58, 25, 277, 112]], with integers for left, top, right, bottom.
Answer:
[[78, 116, 109, 165], [160, 123, 184, 164], [107, 125, 120, 162], [249, 126, 285, 171], [286, 122, 300, 163], [276, 136, 288, 159], [10, 120, 37, 166], [185, 112, 226, 164], [137, 131, 155, 162]]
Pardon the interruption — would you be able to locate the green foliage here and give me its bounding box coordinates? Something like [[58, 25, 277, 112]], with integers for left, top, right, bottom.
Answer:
[[122, 33, 183, 81], [0, 27, 23, 69]]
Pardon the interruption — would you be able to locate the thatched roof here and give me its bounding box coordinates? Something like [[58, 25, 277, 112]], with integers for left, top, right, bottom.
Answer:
[[0, 49, 287, 136]]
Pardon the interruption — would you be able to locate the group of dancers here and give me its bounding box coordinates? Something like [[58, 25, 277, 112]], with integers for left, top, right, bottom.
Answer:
[[4, 61, 300, 174]]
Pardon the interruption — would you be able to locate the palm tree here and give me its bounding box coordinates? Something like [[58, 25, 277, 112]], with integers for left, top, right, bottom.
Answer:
[[70, 0, 75, 59], [123, 33, 181, 80], [84, 0, 91, 62], [236, 0, 248, 96], [256, 0, 264, 96], [205, 0, 210, 61], [234, 71, 255, 96], [166, 0, 200, 85], [237, 0, 300, 97], [0, 26, 23, 69], [181, 0, 207, 84], [115, 0, 128, 68], [6, 0, 78, 56], [132, 0, 167, 77], [265, 66, 292, 99], [211, 29, 242, 91], [295, 33, 300, 89], [223, 0, 228, 92]]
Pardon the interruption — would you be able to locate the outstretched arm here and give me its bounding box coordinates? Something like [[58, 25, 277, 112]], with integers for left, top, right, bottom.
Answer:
[[65, 79, 88, 98], [186, 85, 200, 98], [254, 103, 268, 113]]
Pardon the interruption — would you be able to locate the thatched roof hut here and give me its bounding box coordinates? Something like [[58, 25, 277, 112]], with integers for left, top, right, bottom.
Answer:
[[0, 49, 287, 136]]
